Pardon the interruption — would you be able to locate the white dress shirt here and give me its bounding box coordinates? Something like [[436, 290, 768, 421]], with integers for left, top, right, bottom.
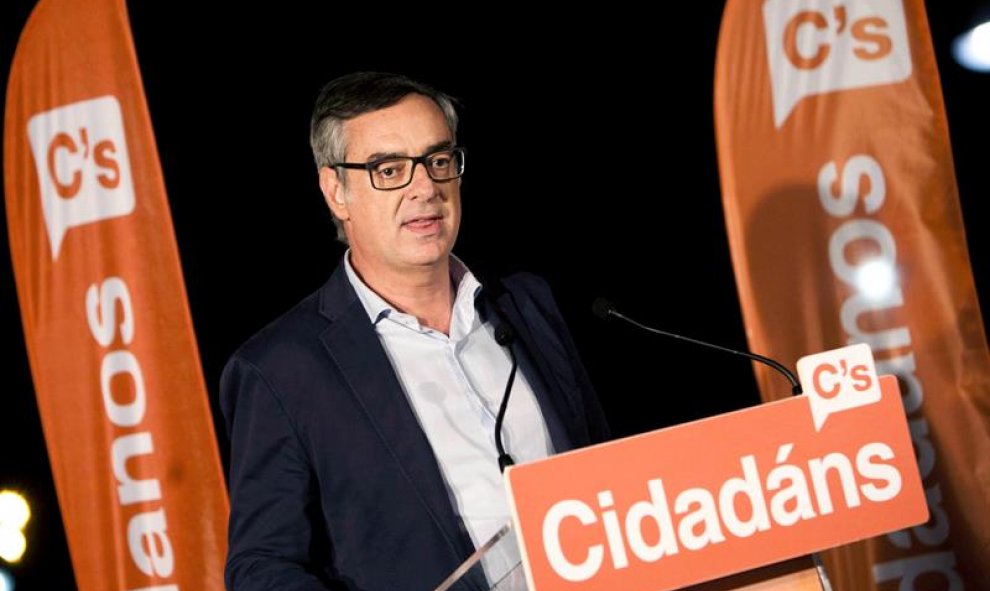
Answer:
[[343, 253, 554, 556]]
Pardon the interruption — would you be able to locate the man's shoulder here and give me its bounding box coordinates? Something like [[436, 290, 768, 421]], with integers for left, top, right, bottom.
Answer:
[[499, 270, 554, 300], [228, 287, 325, 367], [227, 265, 356, 370], [497, 271, 562, 314]]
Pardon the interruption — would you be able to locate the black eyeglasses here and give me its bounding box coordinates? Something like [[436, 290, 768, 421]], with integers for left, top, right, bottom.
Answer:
[[330, 147, 466, 191]]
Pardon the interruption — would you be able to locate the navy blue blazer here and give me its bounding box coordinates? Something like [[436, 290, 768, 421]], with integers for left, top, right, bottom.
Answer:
[[220, 262, 609, 591]]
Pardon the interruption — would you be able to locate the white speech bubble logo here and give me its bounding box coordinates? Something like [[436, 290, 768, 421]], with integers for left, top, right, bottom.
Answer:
[[763, 0, 913, 128], [797, 343, 882, 431], [27, 95, 135, 261]]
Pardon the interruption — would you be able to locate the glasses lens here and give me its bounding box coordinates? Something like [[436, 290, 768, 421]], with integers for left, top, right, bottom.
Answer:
[[370, 158, 412, 189], [425, 149, 464, 181]]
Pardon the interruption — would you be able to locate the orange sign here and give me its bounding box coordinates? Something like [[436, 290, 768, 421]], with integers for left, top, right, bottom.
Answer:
[[4, 1, 228, 589], [715, 0, 990, 588], [506, 359, 926, 590]]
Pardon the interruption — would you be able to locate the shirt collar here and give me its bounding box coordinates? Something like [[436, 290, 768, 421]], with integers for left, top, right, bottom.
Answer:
[[343, 250, 483, 332], [450, 254, 483, 341]]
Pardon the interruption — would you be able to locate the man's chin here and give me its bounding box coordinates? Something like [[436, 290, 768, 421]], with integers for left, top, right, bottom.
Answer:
[[402, 245, 454, 268]]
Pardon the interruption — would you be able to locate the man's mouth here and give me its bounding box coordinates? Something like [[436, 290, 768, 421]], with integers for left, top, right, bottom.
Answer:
[[402, 214, 443, 233]]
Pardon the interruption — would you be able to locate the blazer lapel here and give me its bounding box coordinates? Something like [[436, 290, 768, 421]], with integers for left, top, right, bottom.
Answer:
[[487, 289, 589, 451], [316, 267, 478, 569]]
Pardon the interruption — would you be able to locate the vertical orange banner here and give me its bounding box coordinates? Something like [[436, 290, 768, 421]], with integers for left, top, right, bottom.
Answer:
[[715, 1, 990, 590], [3, 1, 228, 590]]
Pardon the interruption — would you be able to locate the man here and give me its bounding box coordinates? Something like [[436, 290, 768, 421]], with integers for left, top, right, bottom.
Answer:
[[221, 72, 609, 591]]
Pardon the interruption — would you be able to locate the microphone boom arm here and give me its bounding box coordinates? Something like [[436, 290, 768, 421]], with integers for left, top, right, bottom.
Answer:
[[595, 299, 803, 396]]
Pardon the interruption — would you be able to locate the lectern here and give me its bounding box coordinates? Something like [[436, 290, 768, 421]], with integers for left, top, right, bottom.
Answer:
[[435, 346, 928, 591], [435, 524, 828, 590]]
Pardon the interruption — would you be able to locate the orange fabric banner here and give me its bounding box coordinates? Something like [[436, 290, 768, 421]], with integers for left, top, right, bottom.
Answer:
[[714, 1, 990, 590], [4, 1, 228, 590]]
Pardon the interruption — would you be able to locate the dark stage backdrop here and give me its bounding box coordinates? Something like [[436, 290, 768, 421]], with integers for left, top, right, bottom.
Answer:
[[1, 3, 988, 589]]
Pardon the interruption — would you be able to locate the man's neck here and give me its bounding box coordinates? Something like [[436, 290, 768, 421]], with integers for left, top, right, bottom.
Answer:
[[349, 253, 455, 335]]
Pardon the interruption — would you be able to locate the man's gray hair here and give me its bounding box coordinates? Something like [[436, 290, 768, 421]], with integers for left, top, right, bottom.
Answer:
[[309, 72, 460, 243]]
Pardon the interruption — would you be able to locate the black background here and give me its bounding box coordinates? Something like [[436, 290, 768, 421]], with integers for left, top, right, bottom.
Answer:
[[1, 2, 988, 589]]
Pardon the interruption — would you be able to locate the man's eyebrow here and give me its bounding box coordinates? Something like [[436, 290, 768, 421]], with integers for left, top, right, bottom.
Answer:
[[364, 150, 405, 162], [422, 140, 454, 154], [364, 140, 454, 163]]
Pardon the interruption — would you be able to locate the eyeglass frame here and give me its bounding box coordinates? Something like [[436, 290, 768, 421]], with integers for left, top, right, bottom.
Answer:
[[329, 146, 466, 191]]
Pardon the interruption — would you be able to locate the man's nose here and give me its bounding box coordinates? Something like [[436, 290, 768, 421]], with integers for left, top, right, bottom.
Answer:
[[407, 161, 438, 197]]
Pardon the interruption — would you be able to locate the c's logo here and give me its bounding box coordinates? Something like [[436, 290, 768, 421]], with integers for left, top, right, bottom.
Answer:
[[811, 359, 874, 401], [782, 6, 893, 70], [46, 128, 121, 199], [797, 343, 882, 430], [763, 0, 912, 128], [27, 95, 135, 261]]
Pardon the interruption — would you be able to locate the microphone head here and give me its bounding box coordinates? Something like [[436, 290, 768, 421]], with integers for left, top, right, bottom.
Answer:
[[592, 298, 616, 320], [494, 323, 515, 346]]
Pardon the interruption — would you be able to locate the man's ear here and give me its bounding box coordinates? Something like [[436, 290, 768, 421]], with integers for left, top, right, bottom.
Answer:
[[319, 166, 349, 220]]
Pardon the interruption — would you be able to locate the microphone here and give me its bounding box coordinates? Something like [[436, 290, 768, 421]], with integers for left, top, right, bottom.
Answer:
[[493, 322, 517, 472], [592, 298, 802, 395], [481, 278, 519, 473]]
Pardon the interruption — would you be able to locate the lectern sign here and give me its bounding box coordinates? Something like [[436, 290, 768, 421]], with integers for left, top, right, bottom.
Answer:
[[505, 346, 927, 591]]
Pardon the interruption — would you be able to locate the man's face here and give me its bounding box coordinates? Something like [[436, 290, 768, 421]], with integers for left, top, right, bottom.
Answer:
[[327, 94, 461, 278]]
